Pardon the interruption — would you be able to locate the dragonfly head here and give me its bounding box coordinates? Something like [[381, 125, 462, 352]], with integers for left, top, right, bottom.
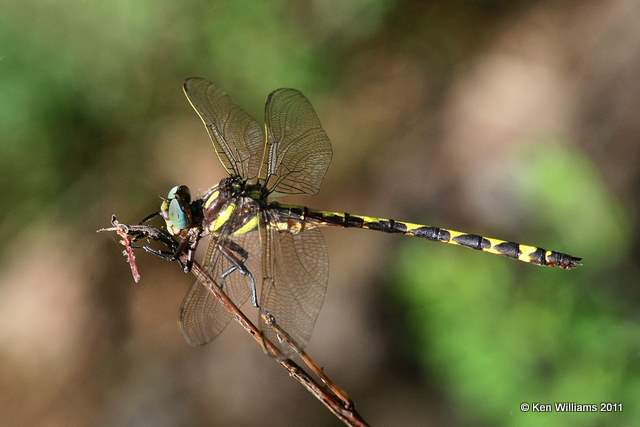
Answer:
[[160, 185, 193, 236]]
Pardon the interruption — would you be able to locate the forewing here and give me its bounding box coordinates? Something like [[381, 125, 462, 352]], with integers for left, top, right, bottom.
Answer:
[[261, 89, 332, 195], [259, 222, 329, 355], [183, 78, 263, 179], [179, 227, 261, 346]]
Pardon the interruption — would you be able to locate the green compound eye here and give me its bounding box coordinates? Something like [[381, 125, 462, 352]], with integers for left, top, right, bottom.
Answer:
[[168, 198, 188, 230], [161, 185, 192, 234]]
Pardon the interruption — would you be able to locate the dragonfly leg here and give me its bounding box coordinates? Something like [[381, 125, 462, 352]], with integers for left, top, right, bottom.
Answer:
[[174, 229, 201, 273], [142, 245, 190, 272], [218, 242, 259, 308], [138, 210, 160, 224], [225, 239, 249, 263], [244, 270, 258, 308], [182, 239, 197, 273], [218, 266, 258, 307], [142, 228, 201, 273], [219, 263, 258, 308], [142, 245, 174, 260]]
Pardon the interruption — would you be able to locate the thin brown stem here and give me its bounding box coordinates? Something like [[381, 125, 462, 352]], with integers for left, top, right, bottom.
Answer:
[[189, 261, 367, 427], [100, 216, 368, 427], [261, 311, 353, 409]]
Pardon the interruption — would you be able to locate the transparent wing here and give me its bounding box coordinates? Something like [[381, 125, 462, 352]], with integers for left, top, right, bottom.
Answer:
[[183, 77, 264, 180], [179, 225, 262, 346], [259, 221, 329, 355], [261, 89, 332, 195]]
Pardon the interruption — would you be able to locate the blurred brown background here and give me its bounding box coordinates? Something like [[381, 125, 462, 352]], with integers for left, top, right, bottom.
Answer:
[[1, 1, 639, 426]]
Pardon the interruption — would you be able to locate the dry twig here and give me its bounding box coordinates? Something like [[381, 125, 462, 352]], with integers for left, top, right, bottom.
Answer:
[[99, 215, 368, 427], [97, 216, 142, 283]]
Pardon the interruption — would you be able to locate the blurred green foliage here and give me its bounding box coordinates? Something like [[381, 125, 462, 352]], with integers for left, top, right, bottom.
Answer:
[[0, 0, 506, 237], [1, 0, 390, 235], [514, 143, 628, 270], [393, 143, 638, 426]]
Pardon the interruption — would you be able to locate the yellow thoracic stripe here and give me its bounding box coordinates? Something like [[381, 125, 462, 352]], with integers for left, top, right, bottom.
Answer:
[[210, 202, 236, 231], [204, 190, 220, 209], [234, 215, 259, 235]]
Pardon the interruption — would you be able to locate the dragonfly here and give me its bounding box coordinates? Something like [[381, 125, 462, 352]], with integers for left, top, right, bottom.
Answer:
[[146, 77, 581, 352]]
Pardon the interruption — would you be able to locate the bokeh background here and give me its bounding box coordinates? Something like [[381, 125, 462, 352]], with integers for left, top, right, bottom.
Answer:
[[1, 1, 639, 426]]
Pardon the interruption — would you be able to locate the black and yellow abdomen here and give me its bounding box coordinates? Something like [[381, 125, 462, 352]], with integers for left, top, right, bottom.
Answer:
[[272, 204, 581, 270]]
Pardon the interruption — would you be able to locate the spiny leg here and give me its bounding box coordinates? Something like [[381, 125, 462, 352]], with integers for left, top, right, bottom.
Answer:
[[218, 241, 259, 308], [142, 245, 190, 272], [141, 230, 200, 273], [138, 210, 160, 225], [219, 265, 258, 307], [182, 238, 197, 273]]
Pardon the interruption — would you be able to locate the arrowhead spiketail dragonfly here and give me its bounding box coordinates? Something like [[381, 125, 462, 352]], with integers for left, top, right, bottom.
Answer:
[[142, 77, 581, 352]]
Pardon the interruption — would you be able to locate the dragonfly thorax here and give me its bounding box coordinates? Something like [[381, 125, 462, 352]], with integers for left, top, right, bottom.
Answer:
[[200, 177, 262, 235]]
